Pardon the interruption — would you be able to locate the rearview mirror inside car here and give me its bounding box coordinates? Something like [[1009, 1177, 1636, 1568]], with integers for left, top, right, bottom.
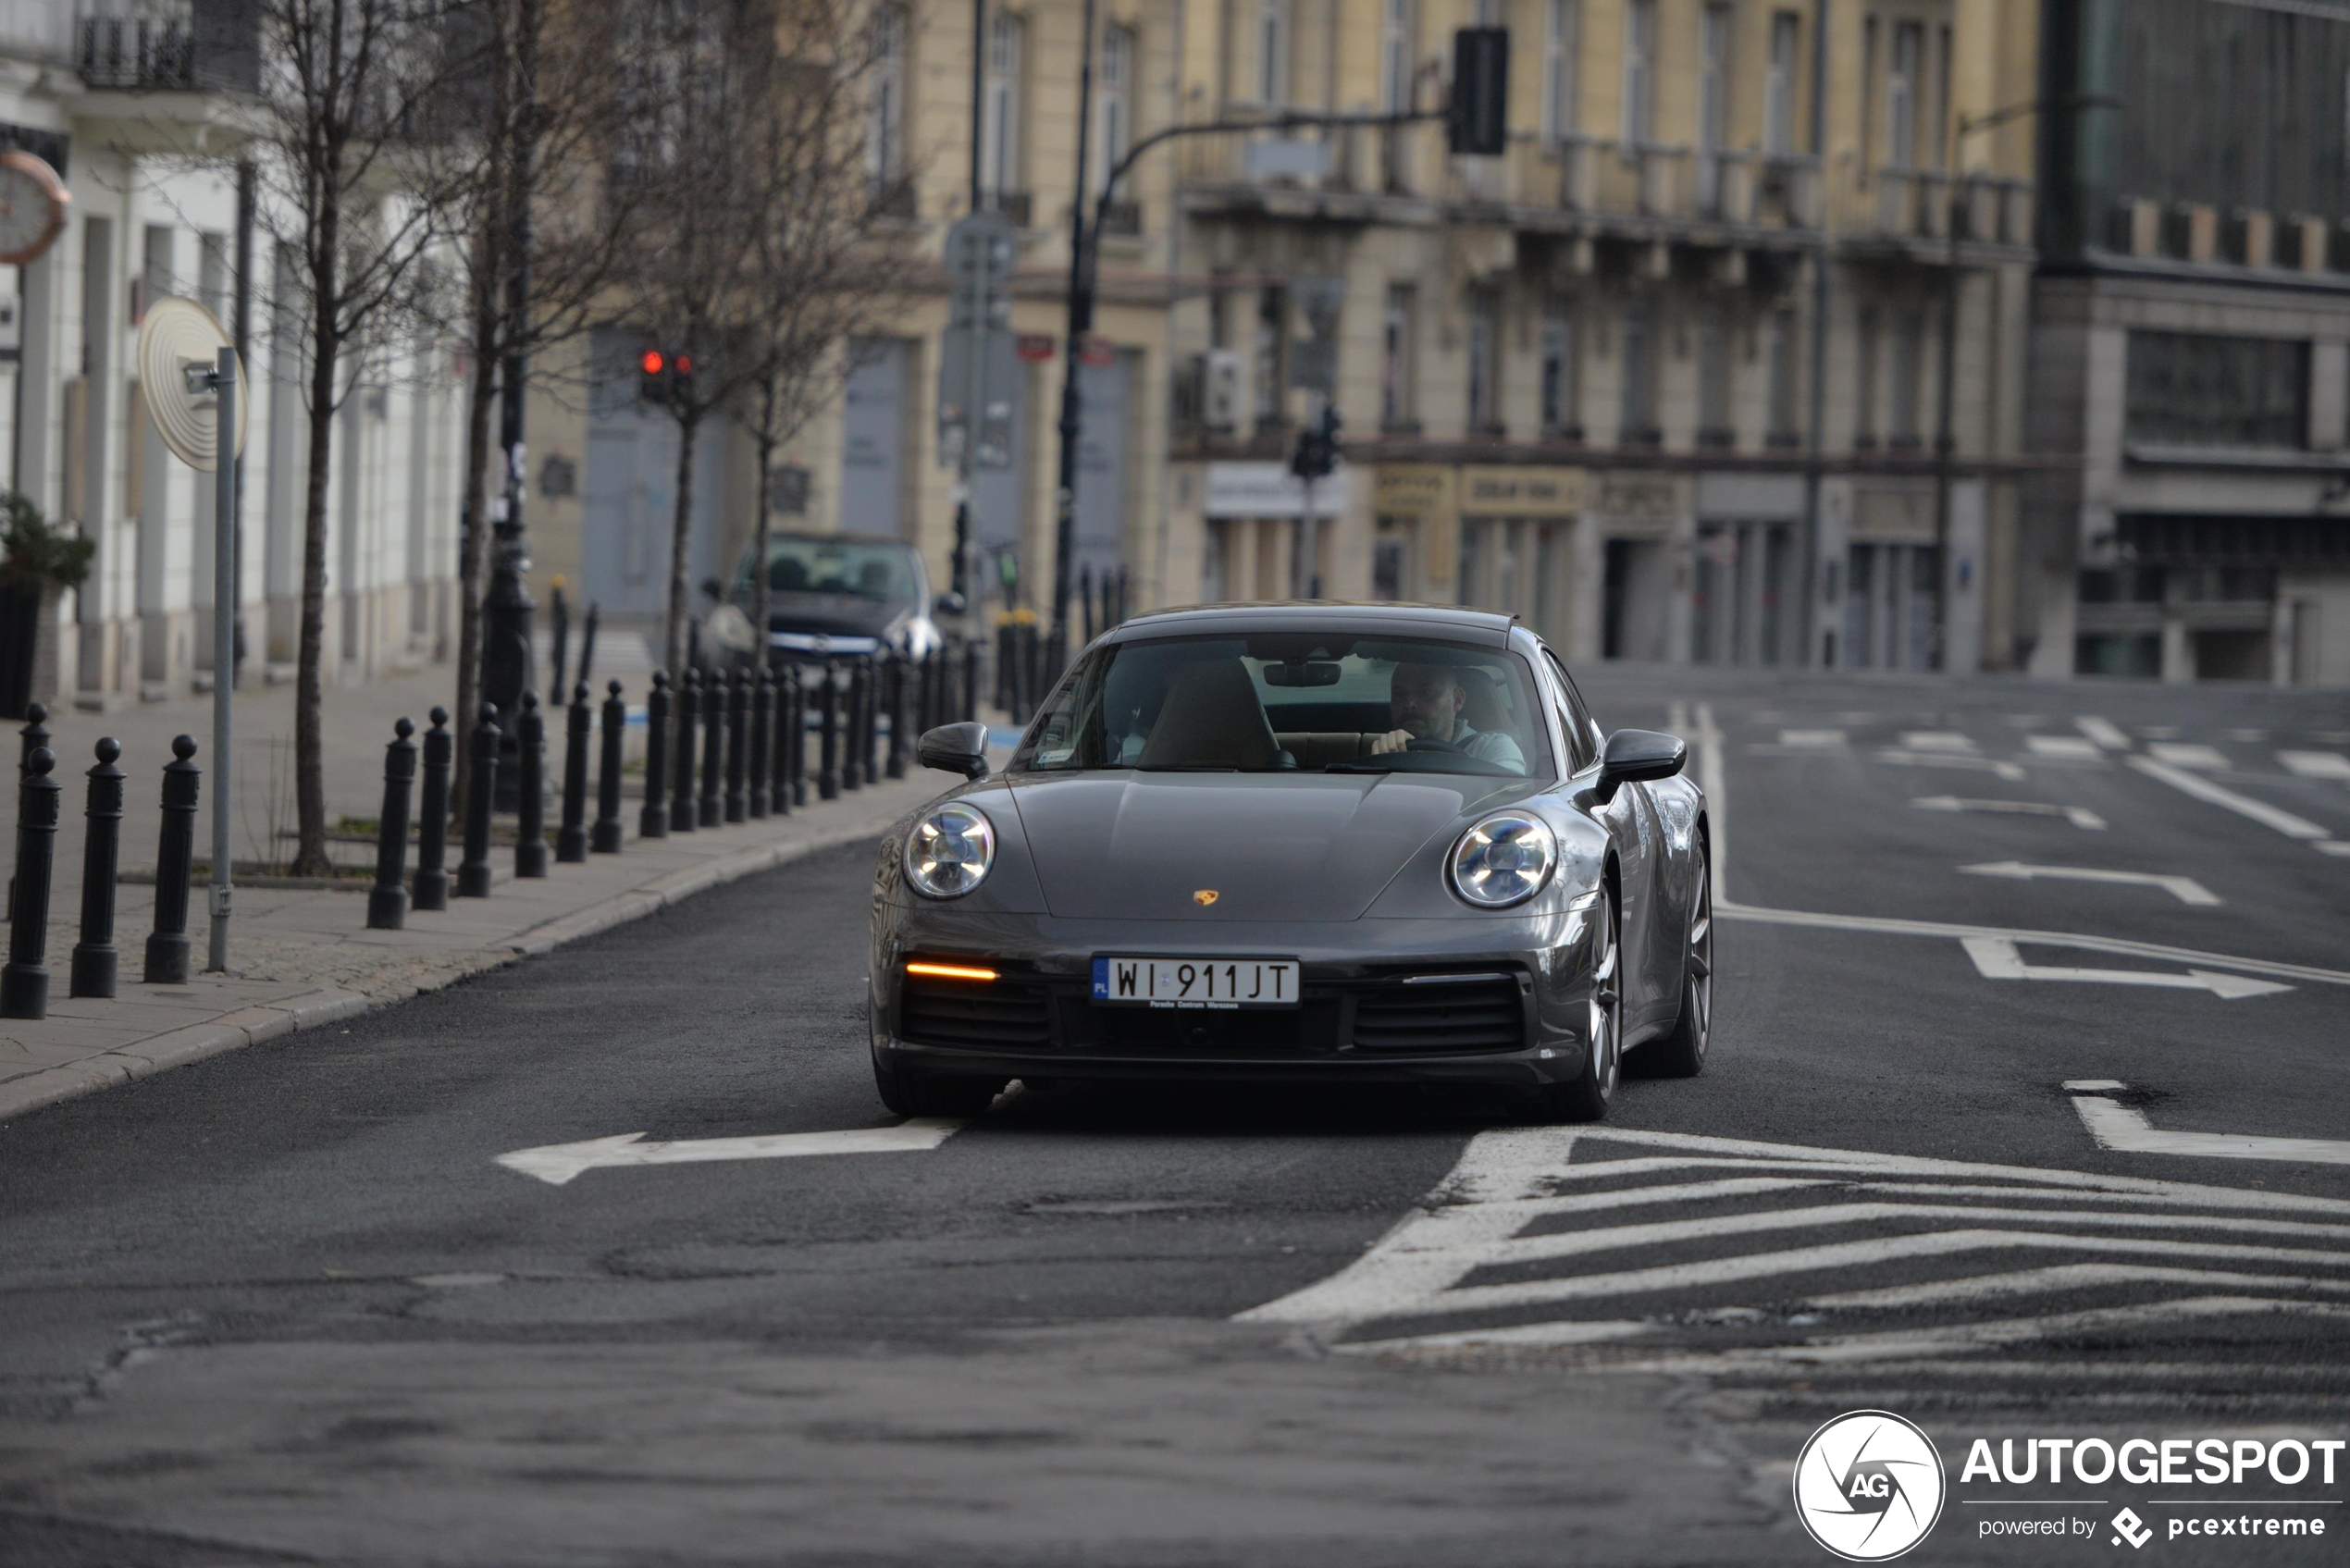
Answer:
[[918, 721, 991, 781], [1261, 661, 1343, 687], [1589, 728, 1686, 806]]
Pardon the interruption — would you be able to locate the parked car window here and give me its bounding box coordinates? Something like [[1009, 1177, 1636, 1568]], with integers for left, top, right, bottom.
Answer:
[[742, 538, 919, 603], [1014, 632, 1554, 779], [1540, 648, 1599, 772]]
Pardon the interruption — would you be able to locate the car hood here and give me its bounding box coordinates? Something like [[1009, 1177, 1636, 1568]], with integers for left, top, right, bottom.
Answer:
[[1004, 771, 1532, 921], [758, 593, 909, 639]]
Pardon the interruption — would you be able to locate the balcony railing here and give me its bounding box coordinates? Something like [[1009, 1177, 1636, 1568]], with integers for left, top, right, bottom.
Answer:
[[77, 6, 258, 94], [1862, 167, 2034, 248]]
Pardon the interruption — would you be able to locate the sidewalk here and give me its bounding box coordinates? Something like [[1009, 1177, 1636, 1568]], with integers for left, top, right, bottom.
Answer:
[[3, 660, 958, 1119]]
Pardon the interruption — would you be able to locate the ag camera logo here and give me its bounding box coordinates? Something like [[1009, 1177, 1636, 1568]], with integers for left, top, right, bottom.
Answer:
[[1794, 1410, 1948, 1562]]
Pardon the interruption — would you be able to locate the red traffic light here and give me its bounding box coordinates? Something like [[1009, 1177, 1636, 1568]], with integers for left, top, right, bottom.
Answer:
[[640, 349, 664, 375], [675, 354, 693, 375]]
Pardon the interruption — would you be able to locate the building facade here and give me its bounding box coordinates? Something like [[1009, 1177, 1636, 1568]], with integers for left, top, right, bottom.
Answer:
[[5, 1, 469, 708], [2026, 0, 2350, 687], [1167, 0, 2041, 673]]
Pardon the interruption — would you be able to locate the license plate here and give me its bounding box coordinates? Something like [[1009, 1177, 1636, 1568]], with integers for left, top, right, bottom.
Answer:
[[1092, 956, 1301, 1009]]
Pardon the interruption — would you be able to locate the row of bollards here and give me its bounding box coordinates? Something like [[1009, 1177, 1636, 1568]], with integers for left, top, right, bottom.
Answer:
[[3, 644, 983, 1021]]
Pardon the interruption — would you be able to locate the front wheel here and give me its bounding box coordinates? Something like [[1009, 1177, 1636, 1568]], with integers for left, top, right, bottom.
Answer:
[[1633, 847, 1712, 1080], [1525, 885, 1622, 1123]]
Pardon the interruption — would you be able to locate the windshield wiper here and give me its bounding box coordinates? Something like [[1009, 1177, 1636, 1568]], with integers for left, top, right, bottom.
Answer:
[[1132, 763, 1241, 772]]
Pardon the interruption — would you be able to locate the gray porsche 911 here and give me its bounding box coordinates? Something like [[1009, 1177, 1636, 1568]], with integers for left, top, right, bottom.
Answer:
[[868, 602, 1713, 1123]]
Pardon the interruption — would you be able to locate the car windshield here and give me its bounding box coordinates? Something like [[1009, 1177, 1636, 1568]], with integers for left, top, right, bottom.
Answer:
[[746, 539, 917, 603], [1010, 632, 1552, 779]]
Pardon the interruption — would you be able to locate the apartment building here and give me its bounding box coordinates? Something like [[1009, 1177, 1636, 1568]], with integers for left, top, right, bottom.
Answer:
[[1168, 0, 2040, 671], [3, 1, 469, 707], [2025, 0, 2350, 687]]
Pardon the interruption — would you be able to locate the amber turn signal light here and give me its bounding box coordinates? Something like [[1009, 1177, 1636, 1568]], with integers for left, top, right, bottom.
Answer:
[[905, 960, 999, 982]]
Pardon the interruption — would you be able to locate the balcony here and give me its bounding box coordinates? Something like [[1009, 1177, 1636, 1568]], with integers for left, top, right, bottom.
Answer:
[[77, 4, 258, 94], [1849, 167, 2034, 255]]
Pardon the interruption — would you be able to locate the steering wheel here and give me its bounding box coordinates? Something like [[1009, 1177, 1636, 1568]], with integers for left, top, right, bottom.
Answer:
[[1405, 735, 1466, 754]]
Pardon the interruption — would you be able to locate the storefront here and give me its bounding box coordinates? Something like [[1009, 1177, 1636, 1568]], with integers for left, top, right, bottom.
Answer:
[[1201, 461, 1344, 601], [1591, 473, 1692, 664], [1369, 465, 1457, 605], [1692, 474, 1804, 668], [1453, 466, 1587, 646]]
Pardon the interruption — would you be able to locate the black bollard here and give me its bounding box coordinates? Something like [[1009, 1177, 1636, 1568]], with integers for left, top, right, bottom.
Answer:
[[457, 705, 500, 897], [68, 738, 126, 998], [699, 669, 726, 826], [578, 603, 600, 690], [818, 659, 841, 800], [884, 653, 908, 779], [515, 692, 549, 878], [1, 747, 60, 1018], [549, 585, 571, 701], [1082, 563, 1096, 642], [8, 701, 49, 924], [785, 663, 808, 809], [748, 664, 773, 819], [594, 680, 626, 853], [414, 708, 453, 911], [768, 667, 792, 817], [724, 669, 748, 823], [640, 672, 672, 839], [366, 718, 417, 931], [557, 684, 591, 863], [962, 638, 981, 723], [995, 623, 1015, 712], [843, 659, 867, 792], [143, 735, 201, 985], [672, 670, 699, 832], [862, 655, 884, 785]]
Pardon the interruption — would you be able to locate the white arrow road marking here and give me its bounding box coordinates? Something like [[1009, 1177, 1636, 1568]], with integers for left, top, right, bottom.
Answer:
[[2125, 757, 2333, 841], [1874, 748, 2027, 781], [2024, 735, 2103, 760], [2075, 715, 2131, 750], [1900, 730, 1977, 752], [1778, 728, 1849, 748], [1961, 936, 2289, 997], [1913, 796, 2108, 830], [2065, 1082, 2350, 1167], [2280, 750, 2350, 782], [1960, 860, 2220, 905], [2147, 742, 2229, 771], [496, 1117, 966, 1186]]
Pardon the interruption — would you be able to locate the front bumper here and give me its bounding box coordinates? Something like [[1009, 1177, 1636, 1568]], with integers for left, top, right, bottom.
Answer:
[[870, 904, 1604, 1090]]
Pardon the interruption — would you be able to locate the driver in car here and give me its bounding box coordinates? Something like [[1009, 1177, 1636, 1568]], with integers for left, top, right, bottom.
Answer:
[[1368, 661, 1526, 771]]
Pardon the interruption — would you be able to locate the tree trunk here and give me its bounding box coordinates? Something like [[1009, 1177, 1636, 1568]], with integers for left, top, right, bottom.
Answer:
[[752, 427, 773, 666], [450, 324, 500, 820], [662, 409, 701, 751], [290, 318, 340, 878]]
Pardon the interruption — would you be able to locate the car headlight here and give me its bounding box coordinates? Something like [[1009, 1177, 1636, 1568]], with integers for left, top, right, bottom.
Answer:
[[1450, 813, 1557, 909], [904, 803, 996, 898]]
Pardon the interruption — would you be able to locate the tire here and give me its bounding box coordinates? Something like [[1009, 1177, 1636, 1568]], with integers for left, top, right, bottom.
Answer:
[[872, 1058, 1006, 1119], [1633, 845, 1713, 1080], [1526, 883, 1622, 1123]]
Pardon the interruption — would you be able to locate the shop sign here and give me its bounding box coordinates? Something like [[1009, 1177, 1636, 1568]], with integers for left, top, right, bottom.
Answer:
[[1204, 461, 1344, 519], [1460, 466, 1587, 520]]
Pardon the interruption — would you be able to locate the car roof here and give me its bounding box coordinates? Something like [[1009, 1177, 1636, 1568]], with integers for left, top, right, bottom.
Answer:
[[762, 532, 916, 550], [1106, 600, 1518, 647]]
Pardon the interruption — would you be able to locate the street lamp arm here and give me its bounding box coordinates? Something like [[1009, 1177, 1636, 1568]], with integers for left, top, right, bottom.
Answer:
[[1956, 92, 2123, 141]]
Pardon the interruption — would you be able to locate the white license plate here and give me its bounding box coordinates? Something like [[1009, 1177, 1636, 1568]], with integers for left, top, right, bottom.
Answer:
[[1092, 956, 1301, 1009]]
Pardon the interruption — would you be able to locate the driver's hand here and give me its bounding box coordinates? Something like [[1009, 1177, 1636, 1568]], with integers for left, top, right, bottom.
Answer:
[[1368, 728, 1414, 755]]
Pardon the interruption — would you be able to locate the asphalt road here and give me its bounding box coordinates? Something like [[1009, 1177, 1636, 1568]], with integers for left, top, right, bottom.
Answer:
[[3, 668, 2347, 1567]]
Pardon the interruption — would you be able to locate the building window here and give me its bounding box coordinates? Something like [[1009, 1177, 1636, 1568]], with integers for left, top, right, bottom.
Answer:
[[1542, 0, 1579, 143], [1097, 24, 1133, 195], [2124, 331, 2310, 450], [1854, 307, 1881, 445], [1697, 304, 1733, 444], [1932, 24, 1953, 167], [1382, 283, 1416, 427], [983, 12, 1024, 204], [1466, 287, 1502, 433], [866, 6, 908, 188], [1887, 20, 1922, 168], [1620, 300, 1658, 442], [1256, 0, 1290, 106], [1380, 0, 1416, 115], [1622, 0, 1657, 146], [1540, 299, 1579, 435], [1767, 306, 1800, 442], [1764, 11, 1800, 157], [1889, 312, 1923, 444], [1255, 286, 1288, 424]]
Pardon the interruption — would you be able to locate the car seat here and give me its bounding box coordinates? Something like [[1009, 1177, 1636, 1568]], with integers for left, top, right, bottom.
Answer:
[[1138, 660, 1286, 771]]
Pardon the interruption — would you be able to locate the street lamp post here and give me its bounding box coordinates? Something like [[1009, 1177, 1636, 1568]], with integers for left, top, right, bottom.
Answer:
[[1048, 0, 1098, 673], [481, 0, 541, 808]]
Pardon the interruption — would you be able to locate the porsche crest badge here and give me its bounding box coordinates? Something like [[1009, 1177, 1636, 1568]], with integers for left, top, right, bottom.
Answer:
[[1194, 890, 1219, 907]]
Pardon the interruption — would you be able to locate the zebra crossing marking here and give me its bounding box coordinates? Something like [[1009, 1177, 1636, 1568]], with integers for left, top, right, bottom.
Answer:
[[2147, 741, 2229, 771], [2280, 750, 2350, 782]]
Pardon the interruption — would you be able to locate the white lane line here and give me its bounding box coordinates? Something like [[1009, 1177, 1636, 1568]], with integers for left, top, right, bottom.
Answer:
[[2319, 841, 2350, 858], [2125, 756, 2332, 841], [1874, 749, 2027, 781], [1900, 731, 1977, 752], [2024, 735, 2103, 760], [1961, 936, 2289, 998], [1717, 900, 2350, 988], [2065, 1081, 2350, 1167], [496, 1117, 967, 1186], [2075, 715, 2131, 750], [1331, 1320, 1657, 1357], [1811, 1262, 2350, 1310], [1778, 729, 1849, 748], [1694, 701, 1728, 905], [1959, 861, 2219, 906], [1912, 796, 2107, 831], [2280, 750, 2350, 782], [2148, 742, 2230, 771], [2223, 728, 2269, 743]]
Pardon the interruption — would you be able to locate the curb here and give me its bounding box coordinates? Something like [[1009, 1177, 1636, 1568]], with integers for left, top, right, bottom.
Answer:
[[0, 808, 910, 1124]]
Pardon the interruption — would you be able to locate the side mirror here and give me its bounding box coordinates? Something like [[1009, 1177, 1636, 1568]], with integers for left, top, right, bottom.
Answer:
[[699, 576, 724, 601], [918, 720, 991, 781], [934, 590, 967, 618], [1589, 728, 1685, 806]]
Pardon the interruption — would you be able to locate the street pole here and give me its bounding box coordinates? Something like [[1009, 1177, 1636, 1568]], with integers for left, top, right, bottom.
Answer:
[[953, 0, 984, 612], [1050, 0, 1097, 671], [205, 346, 235, 973], [1930, 174, 1962, 673], [231, 158, 254, 689], [1800, 0, 1833, 669], [481, 0, 540, 808]]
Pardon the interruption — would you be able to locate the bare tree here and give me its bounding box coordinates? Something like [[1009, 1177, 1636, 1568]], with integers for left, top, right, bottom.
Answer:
[[733, 1, 917, 644], [244, 0, 453, 875]]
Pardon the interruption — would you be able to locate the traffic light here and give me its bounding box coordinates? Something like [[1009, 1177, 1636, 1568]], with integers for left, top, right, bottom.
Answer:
[[1448, 27, 1509, 158], [636, 348, 697, 408], [1290, 403, 1343, 483]]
